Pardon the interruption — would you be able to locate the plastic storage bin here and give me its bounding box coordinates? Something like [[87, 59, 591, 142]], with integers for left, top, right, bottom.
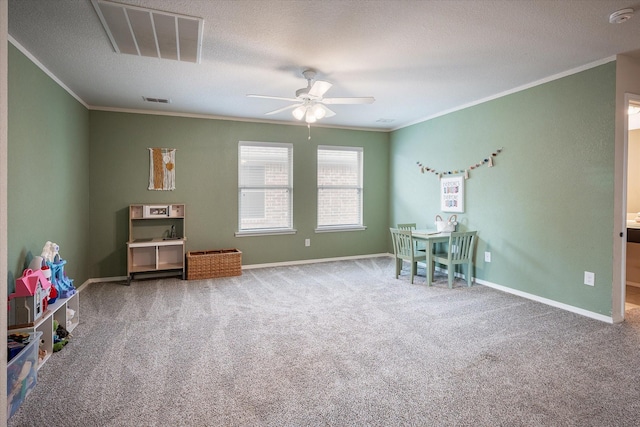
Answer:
[[7, 331, 42, 419]]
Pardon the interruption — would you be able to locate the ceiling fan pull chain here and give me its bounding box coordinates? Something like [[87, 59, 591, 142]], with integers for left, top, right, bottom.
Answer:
[[308, 123, 311, 140]]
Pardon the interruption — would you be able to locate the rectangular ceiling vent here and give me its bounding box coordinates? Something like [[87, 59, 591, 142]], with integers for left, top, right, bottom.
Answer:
[[91, 0, 204, 63], [142, 97, 171, 104]]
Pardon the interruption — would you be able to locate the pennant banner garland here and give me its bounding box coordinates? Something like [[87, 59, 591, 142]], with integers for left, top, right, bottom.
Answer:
[[417, 148, 503, 179]]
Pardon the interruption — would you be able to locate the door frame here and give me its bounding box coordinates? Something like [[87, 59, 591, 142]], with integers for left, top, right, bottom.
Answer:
[[615, 93, 640, 322]]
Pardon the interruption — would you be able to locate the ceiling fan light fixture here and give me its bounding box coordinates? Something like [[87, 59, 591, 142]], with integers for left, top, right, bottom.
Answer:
[[292, 106, 306, 120], [312, 104, 326, 120], [305, 109, 317, 124]]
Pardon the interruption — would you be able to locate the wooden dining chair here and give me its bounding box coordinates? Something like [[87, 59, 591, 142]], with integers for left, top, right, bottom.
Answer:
[[397, 223, 425, 250], [390, 228, 426, 284], [432, 231, 477, 288], [397, 223, 417, 230]]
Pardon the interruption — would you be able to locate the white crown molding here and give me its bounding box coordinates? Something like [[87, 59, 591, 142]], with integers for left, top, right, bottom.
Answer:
[[392, 55, 617, 131], [9, 35, 89, 109], [90, 105, 388, 132], [10, 34, 614, 135]]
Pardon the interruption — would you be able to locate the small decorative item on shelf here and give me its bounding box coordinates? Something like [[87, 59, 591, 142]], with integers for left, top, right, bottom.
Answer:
[[40, 241, 76, 299], [52, 320, 69, 352], [143, 204, 170, 218], [9, 269, 52, 327]]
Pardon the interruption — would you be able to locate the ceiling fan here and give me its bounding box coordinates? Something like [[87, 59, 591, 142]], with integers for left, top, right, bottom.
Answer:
[[247, 69, 375, 124]]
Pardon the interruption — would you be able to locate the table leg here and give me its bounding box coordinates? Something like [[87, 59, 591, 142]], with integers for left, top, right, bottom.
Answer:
[[426, 244, 433, 286]]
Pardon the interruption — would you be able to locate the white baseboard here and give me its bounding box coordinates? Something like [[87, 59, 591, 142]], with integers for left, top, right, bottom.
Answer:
[[77, 276, 127, 292], [430, 265, 612, 323], [242, 253, 391, 270], [82, 255, 391, 286], [474, 277, 613, 324]]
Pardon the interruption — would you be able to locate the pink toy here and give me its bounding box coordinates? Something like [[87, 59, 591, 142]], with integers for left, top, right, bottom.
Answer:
[[9, 269, 52, 327]]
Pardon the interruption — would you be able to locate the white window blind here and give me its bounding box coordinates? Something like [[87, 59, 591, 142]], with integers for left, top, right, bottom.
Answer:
[[317, 146, 363, 228], [238, 142, 293, 232]]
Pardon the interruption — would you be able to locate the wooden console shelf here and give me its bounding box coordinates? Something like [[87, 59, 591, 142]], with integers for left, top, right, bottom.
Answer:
[[127, 204, 186, 284]]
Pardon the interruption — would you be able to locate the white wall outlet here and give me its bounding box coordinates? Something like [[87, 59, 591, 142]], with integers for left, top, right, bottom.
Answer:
[[584, 271, 595, 286], [305, 238, 310, 247], [484, 251, 491, 262]]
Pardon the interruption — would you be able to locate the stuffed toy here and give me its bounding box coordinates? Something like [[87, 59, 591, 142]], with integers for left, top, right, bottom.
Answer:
[[52, 320, 69, 352]]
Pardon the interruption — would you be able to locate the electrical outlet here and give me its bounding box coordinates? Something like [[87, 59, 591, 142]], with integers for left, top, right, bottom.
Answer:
[[305, 238, 310, 247], [584, 271, 595, 286], [484, 251, 491, 262]]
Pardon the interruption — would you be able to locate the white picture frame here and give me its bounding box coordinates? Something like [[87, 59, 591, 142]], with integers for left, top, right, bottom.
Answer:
[[441, 176, 464, 213]]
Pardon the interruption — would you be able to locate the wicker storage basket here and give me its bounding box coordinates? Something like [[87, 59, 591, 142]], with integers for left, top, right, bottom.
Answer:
[[187, 249, 242, 280]]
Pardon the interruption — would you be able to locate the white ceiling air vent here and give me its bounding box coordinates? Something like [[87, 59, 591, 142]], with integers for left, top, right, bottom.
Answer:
[[91, 0, 204, 63]]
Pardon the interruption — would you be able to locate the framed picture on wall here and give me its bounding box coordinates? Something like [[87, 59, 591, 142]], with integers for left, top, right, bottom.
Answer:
[[441, 176, 464, 213]]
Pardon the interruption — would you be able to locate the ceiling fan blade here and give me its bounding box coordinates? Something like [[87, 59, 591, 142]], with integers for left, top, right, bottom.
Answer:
[[322, 97, 375, 105], [318, 104, 336, 118], [247, 94, 299, 102], [265, 104, 301, 116], [308, 80, 332, 98]]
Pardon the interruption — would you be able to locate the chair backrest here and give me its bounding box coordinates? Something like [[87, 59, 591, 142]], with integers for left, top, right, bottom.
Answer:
[[447, 231, 477, 262], [389, 228, 398, 256], [390, 228, 414, 258], [397, 223, 417, 230]]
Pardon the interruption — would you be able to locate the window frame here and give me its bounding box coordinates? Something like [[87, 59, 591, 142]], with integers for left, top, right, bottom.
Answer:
[[236, 141, 295, 237], [315, 145, 366, 233]]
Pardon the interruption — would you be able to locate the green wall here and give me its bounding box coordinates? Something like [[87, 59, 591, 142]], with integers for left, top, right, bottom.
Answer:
[[7, 45, 90, 290], [88, 112, 390, 277], [390, 63, 617, 315], [8, 39, 619, 317]]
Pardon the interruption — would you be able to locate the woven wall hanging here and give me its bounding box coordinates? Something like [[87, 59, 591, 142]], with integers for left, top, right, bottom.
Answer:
[[148, 148, 176, 190]]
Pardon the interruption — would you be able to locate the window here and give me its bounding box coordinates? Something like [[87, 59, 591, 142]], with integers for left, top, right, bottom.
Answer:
[[317, 146, 364, 230], [238, 142, 293, 234]]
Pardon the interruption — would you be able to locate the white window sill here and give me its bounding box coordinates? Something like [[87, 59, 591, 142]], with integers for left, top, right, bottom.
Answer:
[[235, 229, 297, 237], [315, 226, 367, 233]]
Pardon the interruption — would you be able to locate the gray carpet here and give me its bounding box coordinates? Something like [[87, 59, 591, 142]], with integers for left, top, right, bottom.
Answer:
[[8, 257, 640, 426]]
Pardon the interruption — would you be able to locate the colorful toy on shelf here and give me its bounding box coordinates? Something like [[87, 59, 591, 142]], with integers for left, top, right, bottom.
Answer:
[[52, 320, 69, 352], [8, 269, 52, 327], [41, 241, 76, 299], [27, 255, 57, 303], [48, 282, 58, 304], [41, 241, 60, 263], [47, 259, 76, 298]]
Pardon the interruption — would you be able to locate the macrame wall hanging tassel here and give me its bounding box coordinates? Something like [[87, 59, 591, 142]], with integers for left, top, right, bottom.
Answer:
[[488, 156, 494, 167], [464, 169, 469, 180]]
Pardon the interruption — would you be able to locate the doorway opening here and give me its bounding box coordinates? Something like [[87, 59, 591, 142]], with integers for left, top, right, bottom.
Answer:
[[624, 98, 640, 313]]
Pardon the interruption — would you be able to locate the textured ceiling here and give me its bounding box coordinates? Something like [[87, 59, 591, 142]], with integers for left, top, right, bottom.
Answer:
[[8, 0, 640, 130]]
